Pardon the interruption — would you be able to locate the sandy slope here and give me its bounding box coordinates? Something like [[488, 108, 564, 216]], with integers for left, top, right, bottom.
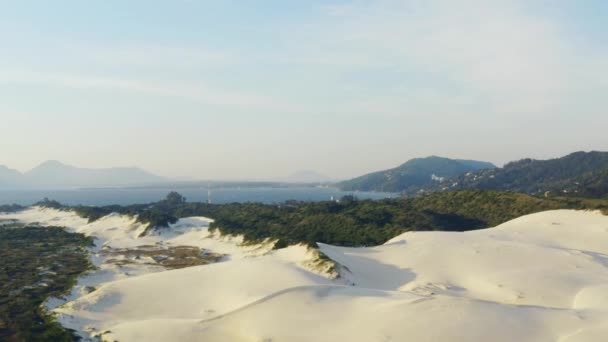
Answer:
[[3, 208, 608, 341], [0, 207, 328, 339]]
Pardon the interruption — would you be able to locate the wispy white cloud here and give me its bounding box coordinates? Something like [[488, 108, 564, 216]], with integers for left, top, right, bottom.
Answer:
[[1, 0, 606, 178], [3, 1, 606, 121], [0, 70, 284, 110], [281, 0, 607, 116]]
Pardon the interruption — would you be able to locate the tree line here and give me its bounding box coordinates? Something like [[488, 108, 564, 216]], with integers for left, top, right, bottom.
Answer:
[[37, 190, 608, 248]]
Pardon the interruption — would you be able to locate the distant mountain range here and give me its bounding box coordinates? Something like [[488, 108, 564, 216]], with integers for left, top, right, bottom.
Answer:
[[4, 152, 608, 198], [337, 156, 496, 192], [0, 160, 166, 189], [338, 151, 608, 199], [413, 151, 608, 198]]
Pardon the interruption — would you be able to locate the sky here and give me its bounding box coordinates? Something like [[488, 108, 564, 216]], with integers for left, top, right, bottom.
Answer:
[[1, 0, 607, 180]]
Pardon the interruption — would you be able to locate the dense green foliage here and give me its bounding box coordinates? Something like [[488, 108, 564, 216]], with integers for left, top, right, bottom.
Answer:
[[0, 204, 26, 213], [0, 225, 93, 341], [45, 190, 608, 248], [337, 156, 495, 192], [406, 190, 608, 226], [204, 191, 608, 246], [416, 151, 608, 198], [46, 192, 186, 228]]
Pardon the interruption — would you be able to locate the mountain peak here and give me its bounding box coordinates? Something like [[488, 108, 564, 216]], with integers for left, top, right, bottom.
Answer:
[[414, 151, 608, 198], [0, 165, 18, 171], [338, 156, 496, 192], [1, 161, 169, 189], [0, 165, 22, 181], [36, 160, 69, 169]]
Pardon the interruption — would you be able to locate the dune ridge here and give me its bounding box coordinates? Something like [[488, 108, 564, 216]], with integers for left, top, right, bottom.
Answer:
[[2, 208, 608, 341]]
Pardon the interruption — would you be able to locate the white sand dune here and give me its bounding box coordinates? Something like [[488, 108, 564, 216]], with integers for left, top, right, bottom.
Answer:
[[190, 286, 593, 342], [3, 208, 608, 341], [321, 210, 608, 308]]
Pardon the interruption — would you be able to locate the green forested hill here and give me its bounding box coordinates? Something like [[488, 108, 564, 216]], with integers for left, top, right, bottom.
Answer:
[[337, 156, 495, 192], [416, 151, 608, 198]]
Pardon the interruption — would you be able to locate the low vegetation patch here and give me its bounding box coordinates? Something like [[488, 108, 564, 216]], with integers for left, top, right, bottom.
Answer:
[[0, 204, 26, 214], [101, 245, 224, 269], [0, 224, 93, 341]]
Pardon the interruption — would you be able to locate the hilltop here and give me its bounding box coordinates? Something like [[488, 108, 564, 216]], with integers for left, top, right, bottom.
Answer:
[[0, 160, 166, 189], [337, 156, 495, 192], [414, 151, 608, 198]]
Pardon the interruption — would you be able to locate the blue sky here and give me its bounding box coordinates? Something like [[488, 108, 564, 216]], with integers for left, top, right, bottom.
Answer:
[[1, 0, 607, 179]]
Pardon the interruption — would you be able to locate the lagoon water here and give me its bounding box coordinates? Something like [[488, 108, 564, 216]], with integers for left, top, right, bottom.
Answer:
[[0, 186, 396, 206]]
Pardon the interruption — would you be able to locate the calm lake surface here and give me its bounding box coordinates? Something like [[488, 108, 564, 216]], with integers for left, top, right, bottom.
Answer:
[[0, 186, 397, 206]]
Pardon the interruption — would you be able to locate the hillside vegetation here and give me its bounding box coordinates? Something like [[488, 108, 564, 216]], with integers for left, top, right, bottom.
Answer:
[[40, 190, 608, 248], [337, 156, 495, 192], [416, 151, 608, 198]]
